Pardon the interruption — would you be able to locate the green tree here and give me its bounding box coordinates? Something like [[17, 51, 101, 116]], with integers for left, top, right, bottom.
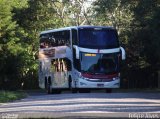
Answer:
[[51, 0, 93, 26], [12, 0, 60, 89], [0, 0, 28, 89], [132, 0, 160, 67]]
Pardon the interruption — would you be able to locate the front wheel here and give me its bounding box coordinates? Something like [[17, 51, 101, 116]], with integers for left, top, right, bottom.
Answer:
[[71, 88, 77, 93], [79, 89, 91, 93], [68, 76, 77, 93], [52, 89, 61, 94], [105, 88, 112, 93], [47, 83, 52, 94]]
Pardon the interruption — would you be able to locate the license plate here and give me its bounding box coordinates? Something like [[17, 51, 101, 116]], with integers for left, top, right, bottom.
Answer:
[[97, 84, 104, 87]]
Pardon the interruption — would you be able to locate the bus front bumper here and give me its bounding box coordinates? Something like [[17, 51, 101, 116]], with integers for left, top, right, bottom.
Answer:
[[76, 78, 120, 88]]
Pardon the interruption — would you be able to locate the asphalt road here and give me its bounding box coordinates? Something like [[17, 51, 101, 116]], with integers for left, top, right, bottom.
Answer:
[[0, 91, 160, 119]]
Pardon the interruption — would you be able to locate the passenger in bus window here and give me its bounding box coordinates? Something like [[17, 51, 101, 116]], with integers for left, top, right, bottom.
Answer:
[[54, 60, 59, 72], [60, 59, 64, 72], [45, 42, 49, 48], [63, 59, 68, 71], [51, 60, 55, 72], [40, 42, 45, 48], [63, 59, 67, 72]]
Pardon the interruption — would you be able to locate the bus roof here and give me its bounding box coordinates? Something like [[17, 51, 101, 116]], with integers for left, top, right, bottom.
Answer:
[[40, 25, 115, 35]]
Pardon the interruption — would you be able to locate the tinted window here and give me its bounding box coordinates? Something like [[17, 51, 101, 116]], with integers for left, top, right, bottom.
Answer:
[[79, 28, 119, 49], [40, 30, 70, 48], [81, 53, 119, 74], [40, 34, 51, 48], [51, 30, 70, 46]]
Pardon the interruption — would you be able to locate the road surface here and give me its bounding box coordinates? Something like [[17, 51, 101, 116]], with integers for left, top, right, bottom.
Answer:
[[0, 91, 160, 118]]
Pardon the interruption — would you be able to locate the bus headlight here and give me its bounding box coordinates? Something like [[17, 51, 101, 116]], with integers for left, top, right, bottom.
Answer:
[[79, 74, 89, 80], [113, 77, 119, 81], [82, 76, 89, 81]]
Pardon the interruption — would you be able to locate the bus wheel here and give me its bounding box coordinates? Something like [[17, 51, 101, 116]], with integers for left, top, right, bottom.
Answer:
[[47, 83, 52, 94], [52, 89, 61, 94], [79, 88, 90, 93], [47, 77, 52, 94], [45, 77, 47, 90], [105, 88, 112, 93], [68, 76, 72, 90], [71, 88, 77, 93], [69, 76, 77, 93]]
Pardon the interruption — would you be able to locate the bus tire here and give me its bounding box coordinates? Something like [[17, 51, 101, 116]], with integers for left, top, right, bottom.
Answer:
[[45, 77, 48, 90], [71, 88, 77, 93], [52, 89, 61, 94], [68, 76, 72, 90], [47, 83, 52, 94], [105, 88, 112, 93], [47, 77, 52, 94], [79, 88, 90, 93], [69, 76, 77, 93]]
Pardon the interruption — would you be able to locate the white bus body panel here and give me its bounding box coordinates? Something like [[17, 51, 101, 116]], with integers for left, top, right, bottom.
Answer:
[[73, 45, 120, 54], [38, 59, 51, 89], [39, 46, 72, 89], [39, 46, 72, 60], [51, 72, 69, 88]]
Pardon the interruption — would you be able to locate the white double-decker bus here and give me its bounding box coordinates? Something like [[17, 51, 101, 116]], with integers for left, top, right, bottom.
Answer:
[[38, 26, 125, 94]]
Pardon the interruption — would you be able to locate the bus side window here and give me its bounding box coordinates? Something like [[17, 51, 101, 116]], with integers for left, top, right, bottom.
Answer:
[[40, 34, 53, 48], [53, 59, 59, 72]]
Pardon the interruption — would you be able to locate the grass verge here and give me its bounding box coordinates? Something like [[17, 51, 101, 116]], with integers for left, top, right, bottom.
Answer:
[[0, 90, 27, 103]]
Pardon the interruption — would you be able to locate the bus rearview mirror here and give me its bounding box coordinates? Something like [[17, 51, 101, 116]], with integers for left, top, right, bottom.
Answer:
[[74, 45, 79, 59], [120, 46, 126, 60]]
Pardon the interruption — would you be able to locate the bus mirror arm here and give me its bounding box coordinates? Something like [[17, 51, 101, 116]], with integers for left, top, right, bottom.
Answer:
[[120, 46, 126, 60]]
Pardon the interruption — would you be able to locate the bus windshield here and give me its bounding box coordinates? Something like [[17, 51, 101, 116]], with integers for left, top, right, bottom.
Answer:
[[79, 28, 119, 49], [81, 53, 119, 74]]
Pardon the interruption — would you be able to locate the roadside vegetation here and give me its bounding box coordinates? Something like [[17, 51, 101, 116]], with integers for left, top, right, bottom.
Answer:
[[0, 90, 27, 103]]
